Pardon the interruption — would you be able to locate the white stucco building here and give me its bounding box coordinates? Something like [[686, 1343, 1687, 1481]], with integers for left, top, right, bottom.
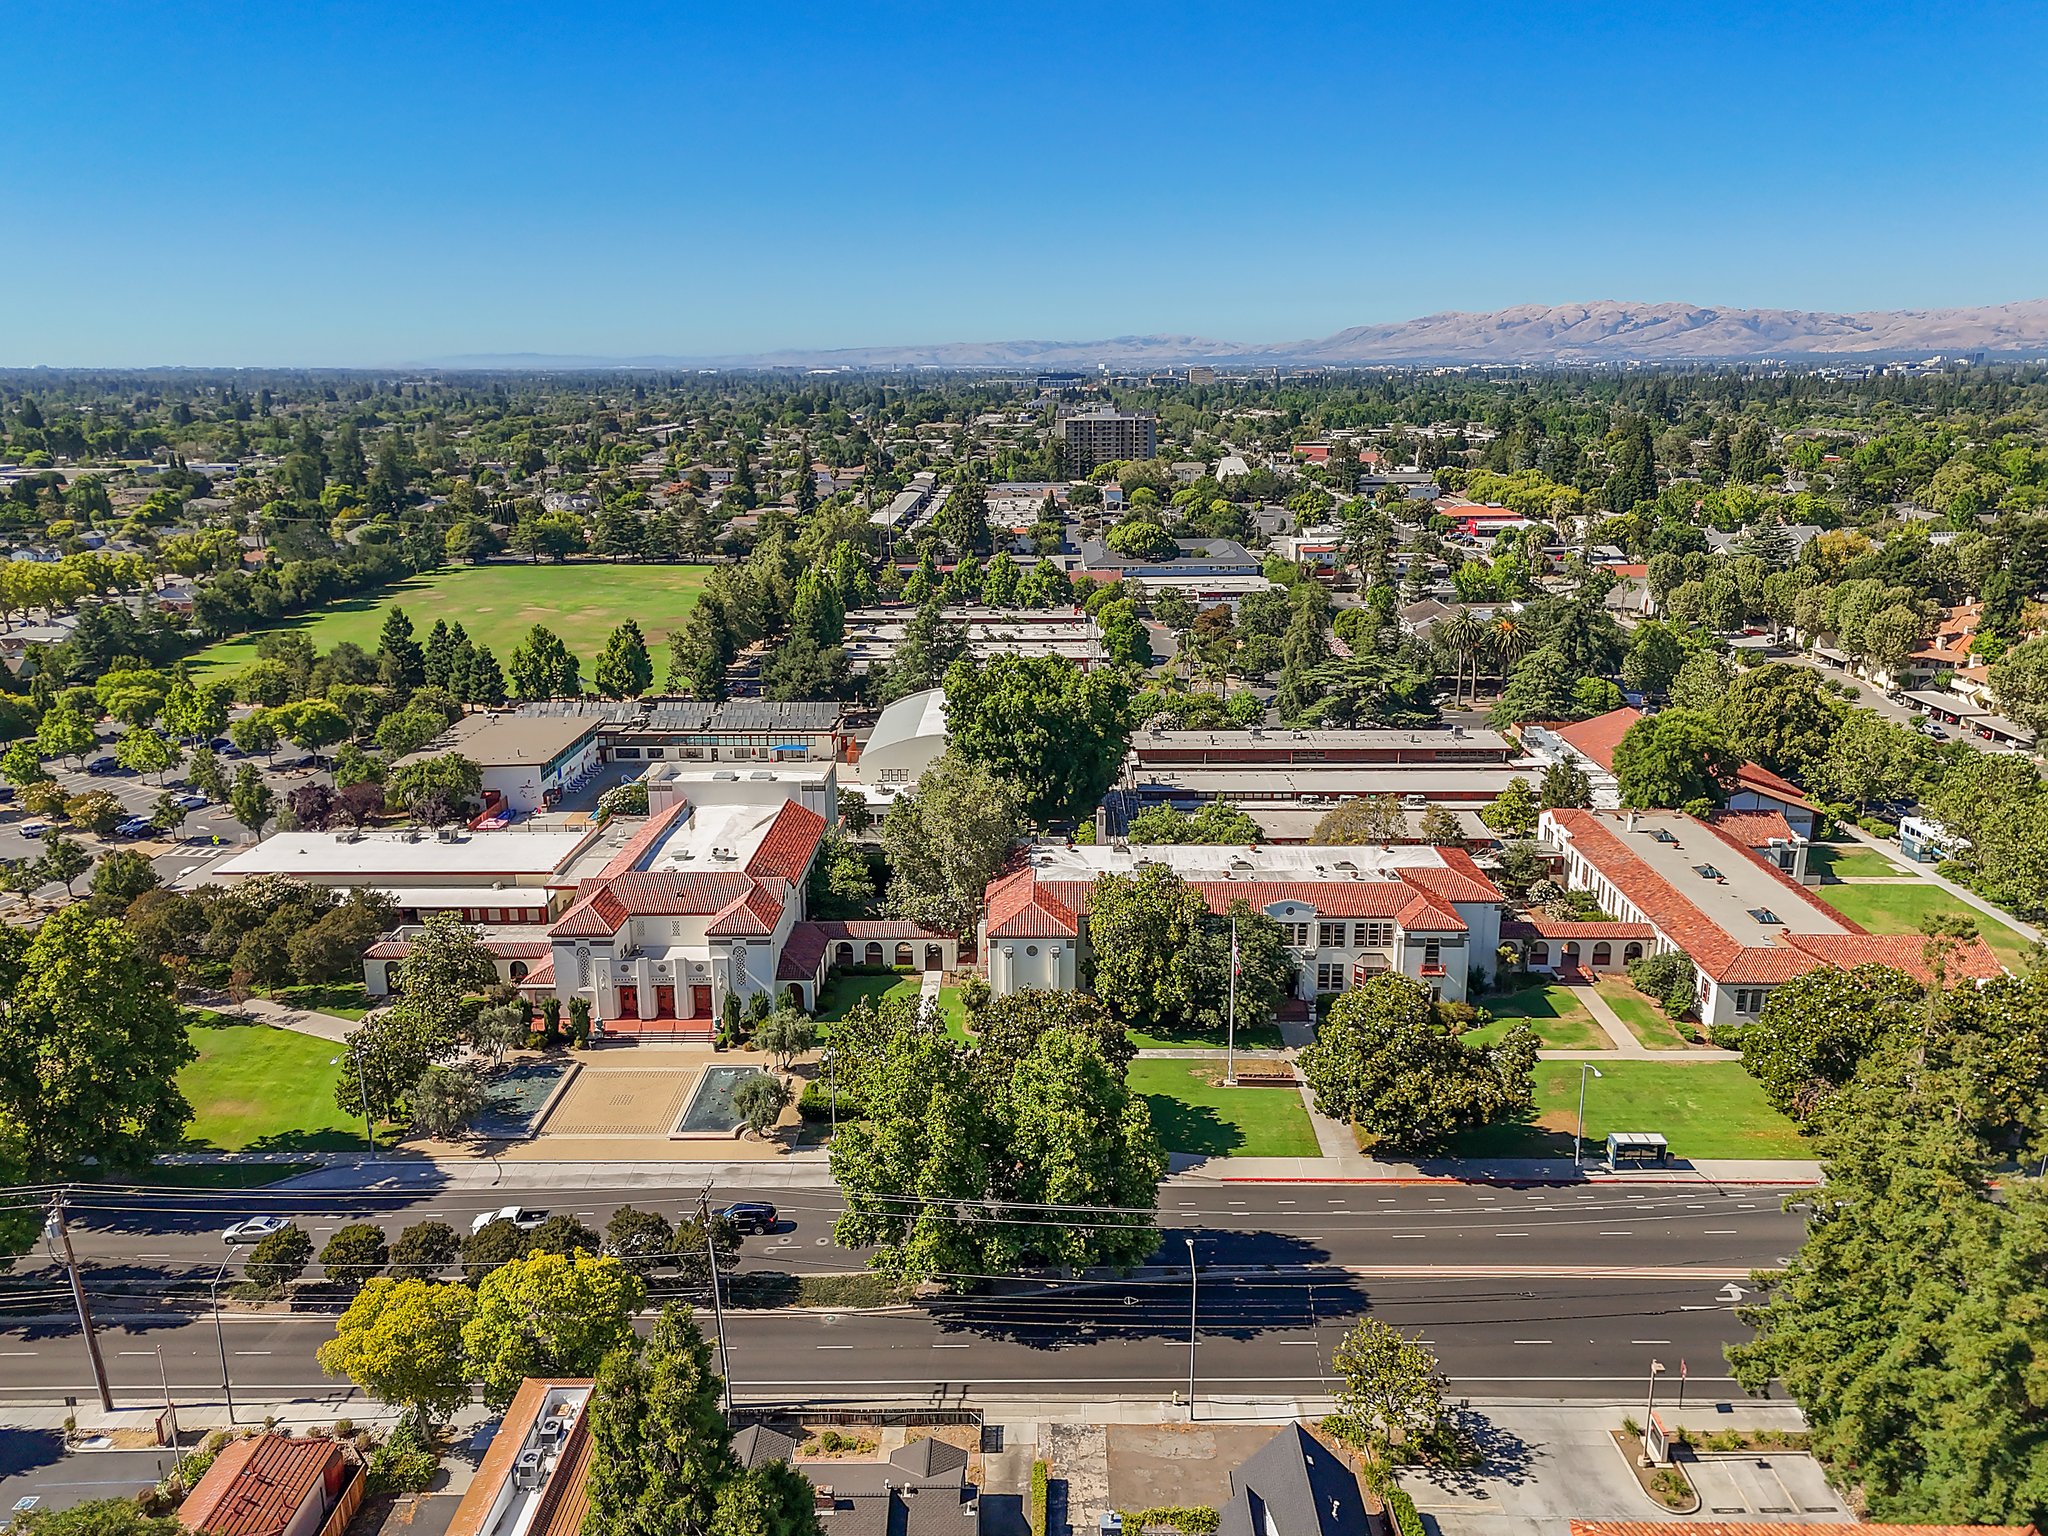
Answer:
[[980, 842, 1506, 1004]]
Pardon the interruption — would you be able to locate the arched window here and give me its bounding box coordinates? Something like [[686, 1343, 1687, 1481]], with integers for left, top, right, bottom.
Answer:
[[1528, 941, 1549, 965], [834, 942, 854, 966], [894, 942, 914, 967], [864, 942, 884, 966], [1591, 942, 1612, 967], [1624, 941, 1644, 962], [925, 944, 944, 971], [509, 961, 529, 983]]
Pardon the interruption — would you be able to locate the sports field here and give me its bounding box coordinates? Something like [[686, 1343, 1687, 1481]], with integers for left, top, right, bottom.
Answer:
[[188, 562, 712, 675]]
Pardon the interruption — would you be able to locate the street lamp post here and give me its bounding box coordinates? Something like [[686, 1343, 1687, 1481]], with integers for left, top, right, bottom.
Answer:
[[1574, 1063, 1604, 1167], [1184, 1237, 1198, 1421], [210, 1255, 236, 1424], [332, 1054, 375, 1151]]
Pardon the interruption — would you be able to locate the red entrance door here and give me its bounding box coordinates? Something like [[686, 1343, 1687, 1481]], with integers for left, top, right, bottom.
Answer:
[[617, 988, 640, 1019], [690, 984, 713, 1018], [655, 984, 676, 1018]]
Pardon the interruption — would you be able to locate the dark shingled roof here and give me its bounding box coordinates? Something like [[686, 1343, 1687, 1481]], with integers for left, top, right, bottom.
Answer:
[[1218, 1425, 1367, 1536], [732, 1424, 800, 1471]]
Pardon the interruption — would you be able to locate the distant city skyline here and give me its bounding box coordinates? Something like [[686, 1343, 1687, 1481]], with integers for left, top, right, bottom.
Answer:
[[4, 0, 2042, 366]]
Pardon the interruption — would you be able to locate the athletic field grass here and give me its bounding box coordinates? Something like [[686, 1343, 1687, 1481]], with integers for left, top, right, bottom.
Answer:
[[1463, 984, 1605, 1050], [1127, 1059, 1320, 1158], [1815, 881, 2035, 970], [179, 1014, 370, 1152], [1452, 1060, 1807, 1160], [187, 562, 711, 676]]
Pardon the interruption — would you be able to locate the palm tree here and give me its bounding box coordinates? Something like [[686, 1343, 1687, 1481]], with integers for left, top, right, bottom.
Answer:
[[1434, 609, 1483, 708], [1489, 616, 1529, 696]]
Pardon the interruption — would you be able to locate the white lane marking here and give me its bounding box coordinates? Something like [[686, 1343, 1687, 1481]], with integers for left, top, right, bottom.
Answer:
[[1391, 1234, 1427, 1240], [1704, 1229, 1739, 1234], [1599, 1231, 1633, 1236], [816, 1345, 853, 1350], [0, 1352, 35, 1357], [932, 1343, 970, 1349], [1631, 1339, 1672, 1345], [1493, 1232, 1529, 1237], [234, 1350, 272, 1356], [1512, 1339, 1553, 1345]]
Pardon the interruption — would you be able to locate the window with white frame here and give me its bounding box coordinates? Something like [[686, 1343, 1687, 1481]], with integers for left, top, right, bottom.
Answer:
[[1315, 962, 1347, 993], [1732, 987, 1768, 1015], [1317, 921, 1346, 949], [1353, 921, 1394, 948], [1282, 922, 1311, 947]]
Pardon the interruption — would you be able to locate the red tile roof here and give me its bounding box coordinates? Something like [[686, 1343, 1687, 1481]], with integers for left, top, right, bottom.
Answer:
[[550, 872, 760, 936], [745, 799, 827, 885], [180, 1434, 342, 1536], [597, 799, 693, 878], [985, 866, 1081, 939], [1545, 809, 2004, 986], [1705, 810, 1797, 847], [777, 921, 830, 980], [1550, 707, 1813, 809], [706, 881, 785, 936]]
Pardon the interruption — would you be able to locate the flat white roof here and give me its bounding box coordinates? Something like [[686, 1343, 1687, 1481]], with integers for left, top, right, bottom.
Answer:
[[643, 762, 835, 787], [642, 798, 789, 874], [1022, 841, 1465, 882], [214, 827, 594, 882], [371, 887, 559, 909]]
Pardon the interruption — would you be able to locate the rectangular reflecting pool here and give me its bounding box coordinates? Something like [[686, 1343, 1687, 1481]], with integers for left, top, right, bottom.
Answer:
[[672, 1064, 756, 1137]]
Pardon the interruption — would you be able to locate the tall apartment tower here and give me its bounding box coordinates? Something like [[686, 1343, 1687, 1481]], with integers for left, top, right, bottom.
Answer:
[[1060, 409, 1158, 473]]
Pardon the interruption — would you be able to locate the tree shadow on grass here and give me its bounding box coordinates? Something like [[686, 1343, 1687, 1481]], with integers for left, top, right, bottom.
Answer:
[[1139, 1097, 1244, 1159]]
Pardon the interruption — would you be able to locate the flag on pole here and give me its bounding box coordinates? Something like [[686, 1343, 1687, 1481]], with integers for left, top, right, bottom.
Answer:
[[1231, 922, 1241, 976]]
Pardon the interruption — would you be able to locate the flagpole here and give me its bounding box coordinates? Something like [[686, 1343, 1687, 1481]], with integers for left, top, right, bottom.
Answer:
[[1226, 916, 1238, 1085]]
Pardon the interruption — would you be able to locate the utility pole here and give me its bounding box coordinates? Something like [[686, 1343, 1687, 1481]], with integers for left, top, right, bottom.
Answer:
[[48, 1193, 112, 1413], [1184, 1237, 1199, 1421], [703, 1184, 733, 1416], [155, 1347, 185, 1478], [210, 1255, 237, 1424]]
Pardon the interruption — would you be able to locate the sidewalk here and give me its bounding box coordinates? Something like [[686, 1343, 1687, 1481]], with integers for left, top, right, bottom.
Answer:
[[203, 994, 358, 1043]]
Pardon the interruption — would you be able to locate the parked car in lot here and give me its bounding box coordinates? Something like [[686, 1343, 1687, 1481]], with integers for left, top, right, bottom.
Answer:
[[85, 756, 121, 775], [715, 1201, 779, 1234], [115, 816, 156, 838], [222, 1215, 290, 1245], [173, 792, 211, 810], [470, 1206, 549, 1234], [207, 737, 235, 752], [18, 822, 51, 838]]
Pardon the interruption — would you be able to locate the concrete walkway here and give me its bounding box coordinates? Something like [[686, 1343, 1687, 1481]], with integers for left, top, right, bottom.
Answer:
[[203, 994, 359, 1043], [1837, 823, 2045, 944]]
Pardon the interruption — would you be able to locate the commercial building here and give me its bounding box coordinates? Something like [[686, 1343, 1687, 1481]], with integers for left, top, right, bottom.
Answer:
[[981, 841, 1504, 1004], [1074, 537, 1274, 611], [856, 687, 948, 790], [403, 712, 604, 815], [841, 605, 1110, 673], [1522, 707, 1820, 838], [1060, 409, 1157, 471], [1108, 725, 1539, 839], [546, 768, 952, 1036], [179, 1432, 361, 1536], [213, 822, 605, 923], [1534, 807, 2003, 1026], [514, 698, 848, 764]]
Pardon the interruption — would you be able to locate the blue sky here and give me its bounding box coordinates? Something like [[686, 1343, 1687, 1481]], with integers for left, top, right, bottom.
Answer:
[[3, 1, 2041, 365]]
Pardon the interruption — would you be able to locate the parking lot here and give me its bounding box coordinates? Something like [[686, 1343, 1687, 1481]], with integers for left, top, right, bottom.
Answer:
[[0, 719, 333, 902]]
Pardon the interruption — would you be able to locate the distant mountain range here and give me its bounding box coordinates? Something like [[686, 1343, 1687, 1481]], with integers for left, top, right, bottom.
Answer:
[[428, 299, 2048, 371]]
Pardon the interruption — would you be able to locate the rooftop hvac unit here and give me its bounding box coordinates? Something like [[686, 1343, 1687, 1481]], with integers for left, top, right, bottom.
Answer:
[[713, 770, 739, 781], [538, 1416, 565, 1448], [514, 1450, 546, 1491], [749, 770, 774, 780]]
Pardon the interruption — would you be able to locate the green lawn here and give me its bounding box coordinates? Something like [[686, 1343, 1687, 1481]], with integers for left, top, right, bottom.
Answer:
[[1464, 985, 1605, 1050], [269, 982, 374, 1022], [1452, 1061, 1808, 1160], [1815, 881, 2035, 970], [814, 972, 969, 1042], [1595, 978, 1695, 1050], [186, 562, 711, 676], [179, 1015, 371, 1152], [1127, 1017, 1285, 1051], [1809, 844, 1909, 880], [1126, 1059, 1321, 1158]]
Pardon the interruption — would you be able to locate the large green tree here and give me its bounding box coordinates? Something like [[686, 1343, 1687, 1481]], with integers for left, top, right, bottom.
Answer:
[[584, 1303, 743, 1536], [507, 624, 582, 701], [594, 619, 655, 699], [942, 655, 1132, 823], [1715, 662, 1842, 781], [462, 1251, 645, 1410], [317, 1277, 476, 1420], [1299, 975, 1537, 1152], [1611, 708, 1740, 811], [879, 749, 1025, 932], [0, 906, 193, 1177]]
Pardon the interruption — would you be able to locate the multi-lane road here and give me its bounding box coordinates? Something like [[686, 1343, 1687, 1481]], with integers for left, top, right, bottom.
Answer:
[[0, 1178, 1808, 1409]]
